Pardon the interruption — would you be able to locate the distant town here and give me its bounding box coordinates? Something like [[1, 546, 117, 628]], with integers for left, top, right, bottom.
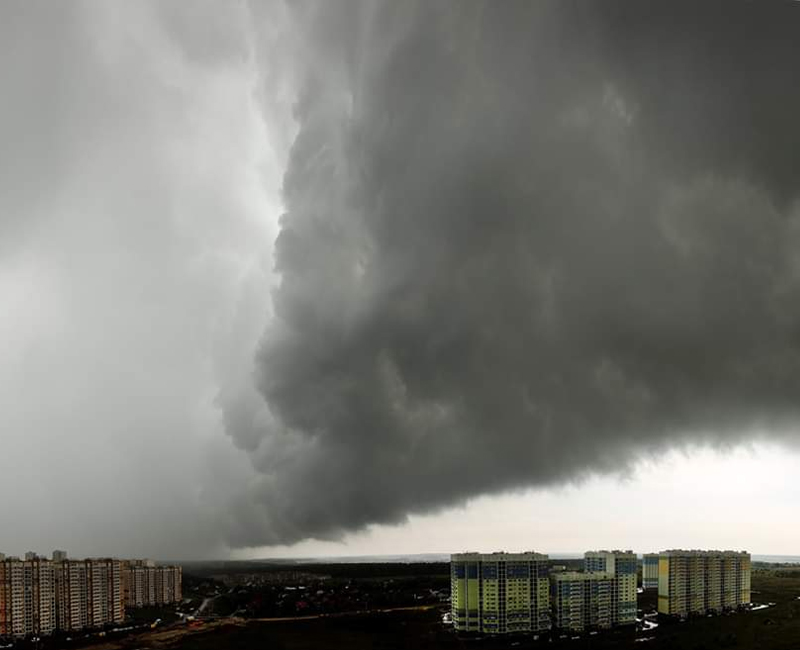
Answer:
[[0, 551, 182, 640], [2, 548, 797, 650], [451, 549, 751, 636]]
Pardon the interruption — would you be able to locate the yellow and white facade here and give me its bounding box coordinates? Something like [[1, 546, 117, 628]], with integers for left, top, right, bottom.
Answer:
[[583, 550, 637, 625], [657, 550, 750, 617], [551, 571, 614, 632], [451, 552, 550, 635]]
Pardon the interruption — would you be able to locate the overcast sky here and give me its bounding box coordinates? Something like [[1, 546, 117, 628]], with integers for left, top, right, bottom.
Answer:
[[2, 1, 800, 561]]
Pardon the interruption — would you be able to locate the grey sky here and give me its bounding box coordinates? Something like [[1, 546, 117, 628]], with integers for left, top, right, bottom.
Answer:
[[2, 1, 800, 559], [0, 0, 281, 558]]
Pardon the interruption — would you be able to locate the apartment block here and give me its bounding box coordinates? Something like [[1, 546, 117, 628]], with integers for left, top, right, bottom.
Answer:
[[657, 550, 750, 617], [642, 554, 659, 590], [2, 550, 174, 639], [122, 561, 182, 609], [0, 554, 56, 639], [451, 552, 550, 635], [584, 551, 637, 625], [3, 558, 23, 638], [87, 559, 124, 627], [55, 560, 89, 632], [551, 572, 613, 633], [53, 557, 124, 631], [122, 562, 145, 609], [0, 556, 9, 637], [154, 566, 182, 605], [0, 553, 11, 639]]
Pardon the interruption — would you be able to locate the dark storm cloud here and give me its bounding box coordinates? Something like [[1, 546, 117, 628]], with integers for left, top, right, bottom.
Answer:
[[222, 1, 800, 545], [4, 0, 799, 556]]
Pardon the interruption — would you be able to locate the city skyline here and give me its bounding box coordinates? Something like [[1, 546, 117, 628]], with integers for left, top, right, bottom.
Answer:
[[450, 548, 752, 636]]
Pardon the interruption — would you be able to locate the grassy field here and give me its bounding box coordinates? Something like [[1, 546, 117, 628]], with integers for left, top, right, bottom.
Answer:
[[162, 611, 458, 650], [641, 571, 800, 650]]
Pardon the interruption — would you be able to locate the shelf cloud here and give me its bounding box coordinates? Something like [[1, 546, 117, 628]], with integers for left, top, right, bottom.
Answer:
[[221, 1, 800, 545]]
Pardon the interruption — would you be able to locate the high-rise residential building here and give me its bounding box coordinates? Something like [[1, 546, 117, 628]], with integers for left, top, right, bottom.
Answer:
[[36, 560, 57, 638], [451, 552, 550, 635], [4, 558, 24, 638], [121, 561, 182, 609], [657, 550, 750, 617], [56, 557, 124, 631], [174, 566, 182, 602], [642, 554, 659, 590], [85, 559, 124, 628], [2, 552, 180, 639], [122, 561, 145, 609], [154, 566, 182, 605], [584, 550, 637, 625], [55, 560, 89, 632], [550, 572, 614, 633], [0, 555, 57, 639], [0, 558, 10, 638]]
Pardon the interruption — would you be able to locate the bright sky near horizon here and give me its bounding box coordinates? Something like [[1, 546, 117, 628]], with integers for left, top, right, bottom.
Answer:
[[233, 443, 800, 560]]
